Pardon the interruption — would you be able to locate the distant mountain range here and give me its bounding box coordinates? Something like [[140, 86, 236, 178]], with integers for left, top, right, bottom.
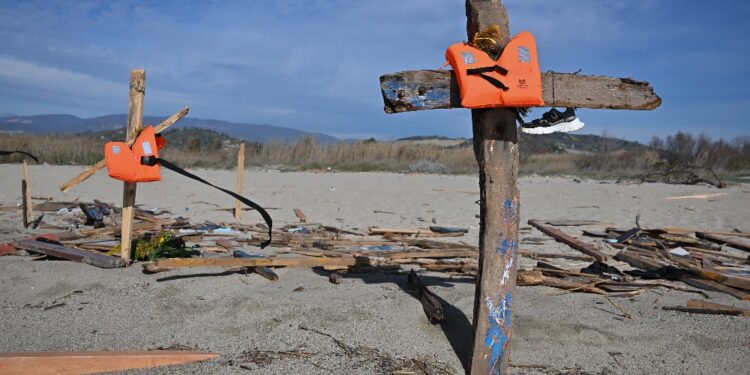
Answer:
[[0, 114, 340, 144], [1, 113, 648, 152]]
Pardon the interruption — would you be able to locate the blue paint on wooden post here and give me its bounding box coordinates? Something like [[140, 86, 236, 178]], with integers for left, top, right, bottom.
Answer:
[[502, 198, 518, 224], [381, 77, 452, 111], [484, 290, 513, 372], [497, 237, 517, 256]]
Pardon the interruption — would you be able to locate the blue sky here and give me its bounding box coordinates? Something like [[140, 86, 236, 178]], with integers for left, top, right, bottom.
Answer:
[[0, 0, 748, 142]]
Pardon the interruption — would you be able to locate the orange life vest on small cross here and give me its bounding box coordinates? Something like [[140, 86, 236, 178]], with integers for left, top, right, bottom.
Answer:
[[104, 125, 163, 183], [446, 31, 543, 109]]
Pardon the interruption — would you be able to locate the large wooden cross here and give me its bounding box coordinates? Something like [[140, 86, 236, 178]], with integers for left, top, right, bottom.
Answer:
[[378, 1, 660, 374]]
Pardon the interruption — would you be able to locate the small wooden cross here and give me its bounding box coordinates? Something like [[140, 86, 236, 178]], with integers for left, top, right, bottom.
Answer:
[[56, 70, 190, 261], [378, 1, 660, 374]]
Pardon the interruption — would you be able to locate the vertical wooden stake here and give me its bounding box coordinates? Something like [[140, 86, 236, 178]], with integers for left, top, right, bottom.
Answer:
[[21, 160, 33, 228], [466, 2, 520, 374], [234, 142, 245, 221], [120, 69, 145, 262]]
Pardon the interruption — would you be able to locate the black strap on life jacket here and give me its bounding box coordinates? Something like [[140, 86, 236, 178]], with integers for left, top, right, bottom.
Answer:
[[140, 155, 273, 249], [0, 150, 38, 163], [466, 65, 510, 91]]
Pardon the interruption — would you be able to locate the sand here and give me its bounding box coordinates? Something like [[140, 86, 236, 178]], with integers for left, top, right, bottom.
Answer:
[[0, 164, 749, 374]]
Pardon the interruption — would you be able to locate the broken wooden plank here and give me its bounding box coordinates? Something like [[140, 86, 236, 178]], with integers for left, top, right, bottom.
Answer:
[[682, 278, 750, 301], [408, 269, 444, 323], [545, 219, 603, 227], [233, 249, 279, 281], [518, 250, 593, 262], [0, 350, 218, 375], [379, 70, 661, 114], [662, 306, 744, 316], [696, 232, 750, 253], [293, 208, 307, 223], [668, 255, 750, 291], [687, 299, 750, 316], [528, 219, 608, 262], [252, 266, 278, 281], [151, 256, 356, 270], [369, 227, 435, 235], [368, 248, 477, 260], [666, 193, 727, 200], [422, 263, 478, 274], [13, 240, 126, 268], [663, 299, 750, 317], [216, 239, 236, 250], [429, 225, 468, 234]]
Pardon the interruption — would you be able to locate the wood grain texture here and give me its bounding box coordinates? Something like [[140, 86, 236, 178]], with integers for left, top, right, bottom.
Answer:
[[528, 219, 608, 262], [682, 278, 750, 300], [686, 299, 750, 316], [235, 142, 245, 221], [696, 232, 750, 253], [120, 69, 145, 262], [293, 208, 307, 223], [408, 269, 444, 323], [58, 107, 189, 192], [0, 350, 218, 375], [14, 240, 126, 268], [380, 70, 661, 113], [152, 256, 357, 269], [465, 2, 519, 373]]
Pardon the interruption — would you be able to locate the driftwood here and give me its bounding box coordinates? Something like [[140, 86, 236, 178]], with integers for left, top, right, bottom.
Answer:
[[0, 350, 217, 375], [529, 219, 608, 261], [637, 163, 724, 188], [663, 299, 750, 317], [379, 70, 661, 113], [14, 240, 126, 269], [696, 232, 750, 253], [149, 256, 357, 271], [293, 208, 307, 223], [408, 270, 444, 323], [682, 278, 750, 301], [234, 249, 278, 281]]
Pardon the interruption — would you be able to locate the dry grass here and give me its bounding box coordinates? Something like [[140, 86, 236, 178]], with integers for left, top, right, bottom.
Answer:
[[1, 132, 748, 182]]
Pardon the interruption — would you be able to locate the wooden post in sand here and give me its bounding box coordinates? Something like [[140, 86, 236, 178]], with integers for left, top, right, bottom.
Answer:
[[234, 142, 245, 221], [120, 69, 145, 261], [378, 1, 660, 372], [21, 160, 33, 228]]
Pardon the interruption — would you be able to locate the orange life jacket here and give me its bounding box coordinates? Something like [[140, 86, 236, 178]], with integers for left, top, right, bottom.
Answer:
[[104, 125, 163, 183], [102, 128, 275, 248], [445, 31, 543, 109]]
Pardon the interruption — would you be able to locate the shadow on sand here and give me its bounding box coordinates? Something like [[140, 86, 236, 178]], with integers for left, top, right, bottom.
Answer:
[[312, 267, 475, 371]]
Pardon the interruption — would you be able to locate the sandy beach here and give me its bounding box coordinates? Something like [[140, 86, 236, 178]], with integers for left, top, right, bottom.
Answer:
[[0, 164, 749, 374]]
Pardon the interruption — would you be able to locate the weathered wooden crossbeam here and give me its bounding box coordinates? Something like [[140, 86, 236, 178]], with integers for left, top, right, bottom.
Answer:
[[379, 1, 661, 373], [380, 70, 661, 113]]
